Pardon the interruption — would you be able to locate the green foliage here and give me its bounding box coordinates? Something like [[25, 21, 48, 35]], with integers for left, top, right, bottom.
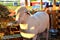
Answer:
[[7, 6, 19, 10], [57, 0, 60, 1], [30, 0, 37, 2], [49, 0, 53, 2]]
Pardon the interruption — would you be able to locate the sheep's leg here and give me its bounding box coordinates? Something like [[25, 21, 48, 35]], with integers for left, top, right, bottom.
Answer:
[[32, 35, 38, 40], [36, 33, 41, 40], [46, 24, 49, 40]]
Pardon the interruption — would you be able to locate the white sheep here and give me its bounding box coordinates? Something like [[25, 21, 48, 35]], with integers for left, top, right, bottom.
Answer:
[[16, 7, 49, 40]]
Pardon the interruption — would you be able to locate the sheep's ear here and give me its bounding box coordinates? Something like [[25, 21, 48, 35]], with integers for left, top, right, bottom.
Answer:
[[15, 6, 21, 21], [19, 24, 28, 30], [15, 6, 21, 15], [16, 13, 20, 21]]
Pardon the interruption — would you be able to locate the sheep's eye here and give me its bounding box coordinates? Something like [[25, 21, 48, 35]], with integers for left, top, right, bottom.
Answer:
[[27, 13, 29, 15]]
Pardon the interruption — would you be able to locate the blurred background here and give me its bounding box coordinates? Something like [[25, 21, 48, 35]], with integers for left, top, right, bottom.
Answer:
[[0, 0, 60, 40]]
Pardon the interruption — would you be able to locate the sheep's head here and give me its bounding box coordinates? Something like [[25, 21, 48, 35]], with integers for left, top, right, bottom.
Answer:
[[16, 7, 30, 24]]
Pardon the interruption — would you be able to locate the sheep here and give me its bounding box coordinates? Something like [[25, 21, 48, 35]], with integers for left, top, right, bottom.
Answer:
[[16, 7, 49, 40]]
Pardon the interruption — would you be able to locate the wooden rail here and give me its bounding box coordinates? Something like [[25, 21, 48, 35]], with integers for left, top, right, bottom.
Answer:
[[2, 34, 21, 40]]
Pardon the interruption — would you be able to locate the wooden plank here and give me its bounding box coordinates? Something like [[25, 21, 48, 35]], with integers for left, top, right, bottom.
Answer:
[[2, 34, 21, 39]]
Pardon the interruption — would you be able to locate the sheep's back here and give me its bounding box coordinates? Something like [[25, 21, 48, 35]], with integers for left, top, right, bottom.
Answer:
[[26, 12, 49, 34]]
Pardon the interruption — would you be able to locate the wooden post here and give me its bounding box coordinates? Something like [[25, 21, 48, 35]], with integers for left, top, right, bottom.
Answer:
[[25, 0, 28, 6], [25, 0, 28, 10], [52, 0, 56, 10], [40, 0, 43, 10]]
